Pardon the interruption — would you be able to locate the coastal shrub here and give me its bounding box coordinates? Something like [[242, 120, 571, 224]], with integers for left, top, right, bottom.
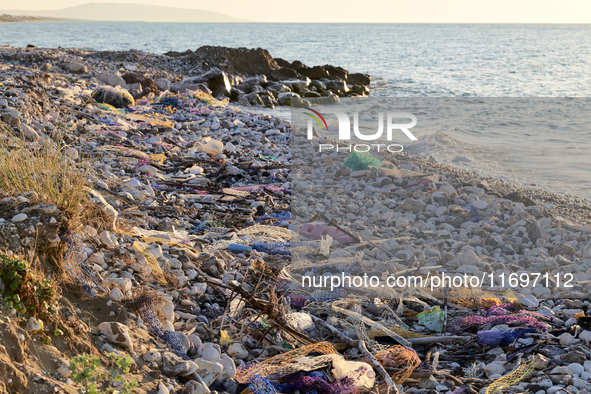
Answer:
[[0, 125, 94, 229], [68, 353, 138, 394], [0, 255, 57, 318]]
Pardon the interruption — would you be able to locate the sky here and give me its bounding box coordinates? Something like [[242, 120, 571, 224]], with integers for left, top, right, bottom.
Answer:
[[2, 0, 591, 23]]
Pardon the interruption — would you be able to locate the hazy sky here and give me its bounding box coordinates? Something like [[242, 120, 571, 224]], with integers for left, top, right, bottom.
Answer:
[[4, 0, 591, 23]]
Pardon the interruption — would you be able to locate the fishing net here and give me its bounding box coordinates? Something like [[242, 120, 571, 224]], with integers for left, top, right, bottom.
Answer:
[[282, 369, 363, 394], [486, 303, 515, 317], [132, 241, 167, 285], [251, 241, 318, 256], [331, 301, 411, 347], [61, 232, 102, 296], [256, 211, 291, 225], [235, 342, 338, 383], [203, 304, 224, 320], [237, 224, 294, 239], [448, 315, 546, 333], [286, 294, 308, 309], [450, 385, 471, 394], [485, 360, 534, 394], [240, 374, 279, 394], [127, 294, 189, 359], [193, 220, 228, 233], [373, 346, 421, 385]]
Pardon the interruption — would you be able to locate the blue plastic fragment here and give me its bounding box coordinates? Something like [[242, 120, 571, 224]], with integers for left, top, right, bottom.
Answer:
[[228, 243, 252, 253]]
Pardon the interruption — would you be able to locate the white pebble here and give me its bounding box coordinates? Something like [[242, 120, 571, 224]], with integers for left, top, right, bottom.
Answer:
[[12, 213, 27, 222]]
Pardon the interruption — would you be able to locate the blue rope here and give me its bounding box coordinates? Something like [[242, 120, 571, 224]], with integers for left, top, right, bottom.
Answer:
[[255, 211, 291, 225], [251, 241, 316, 256]]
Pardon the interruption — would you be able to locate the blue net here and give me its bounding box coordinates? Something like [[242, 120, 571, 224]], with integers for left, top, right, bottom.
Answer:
[[191, 220, 228, 234], [246, 375, 279, 394], [203, 305, 224, 319], [61, 232, 102, 296], [128, 294, 190, 359], [255, 211, 291, 225], [251, 241, 317, 256]]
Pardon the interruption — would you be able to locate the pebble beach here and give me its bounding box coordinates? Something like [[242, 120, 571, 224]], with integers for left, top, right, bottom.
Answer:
[[0, 43, 591, 394]]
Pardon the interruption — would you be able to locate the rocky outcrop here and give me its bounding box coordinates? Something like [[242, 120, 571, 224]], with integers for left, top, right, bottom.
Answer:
[[186, 46, 280, 75], [167, 45, 372, 108]]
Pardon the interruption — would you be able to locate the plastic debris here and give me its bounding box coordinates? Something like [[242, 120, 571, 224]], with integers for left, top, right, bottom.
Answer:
[[477, 328, 536, 347], [418, 306, 445, 332], [343, 151, 382, 171], [485, 360, 534, 394]]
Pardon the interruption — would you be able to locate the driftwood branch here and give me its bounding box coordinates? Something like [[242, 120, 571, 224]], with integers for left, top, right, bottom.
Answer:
[[311, 315, 399, 394]]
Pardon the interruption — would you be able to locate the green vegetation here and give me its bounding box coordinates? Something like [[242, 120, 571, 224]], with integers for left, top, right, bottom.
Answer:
[[0, 255, 57, 317], [68, 353, 138, 394]]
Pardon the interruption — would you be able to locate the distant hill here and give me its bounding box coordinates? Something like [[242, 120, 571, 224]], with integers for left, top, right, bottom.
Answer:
[[1, 2, 250, 22]]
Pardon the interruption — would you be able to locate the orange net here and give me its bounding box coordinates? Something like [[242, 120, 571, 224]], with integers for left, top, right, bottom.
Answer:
[[235, 342, 338, 383], [373, 346, 421, 385]]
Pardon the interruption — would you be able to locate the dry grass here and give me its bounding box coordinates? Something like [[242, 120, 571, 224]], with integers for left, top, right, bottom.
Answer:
[[0, 124, 94, 230]]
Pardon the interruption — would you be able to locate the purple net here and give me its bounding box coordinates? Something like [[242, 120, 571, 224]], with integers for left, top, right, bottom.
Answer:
[[281, 366, 367, 394], [486, 303, 514, 317], [449, 314, 546, 333]]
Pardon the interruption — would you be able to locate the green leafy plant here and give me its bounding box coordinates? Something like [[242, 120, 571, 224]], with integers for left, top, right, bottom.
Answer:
[[0, 255, 57, 317], [106, 353, 138, 394], [68, 353, 137, 394], [69, 354, 104, 394]]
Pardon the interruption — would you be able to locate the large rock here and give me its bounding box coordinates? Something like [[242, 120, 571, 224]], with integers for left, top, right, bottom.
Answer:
[[184, 381, 209, 394], [162, 352, 199, 377], [266, 82, 291, 94], [156, 78, 171, 91], [348, 72, 371, 85], [1, 112, 20, 127], [64, 62, 88, 74], [268, 67, 302, 81], [178, 68, 231, 97], [97, 72, 126, 87], [295, 65, 330, 80], [326, 79, 350, 93], [193, 358, 223, 386], [306, 94, 340, 105], [324, 65, 349, 80], [219, 354, 236, 380], [277, 92, 301, 106], [187, 46, 280, 75], [97, 322, 134, 350], [401, 198, 426, 213], [91, 86, 135, 108], [527, 219, 549, 243], [280, 79, 310, 94], [236, 75, 267, 93]]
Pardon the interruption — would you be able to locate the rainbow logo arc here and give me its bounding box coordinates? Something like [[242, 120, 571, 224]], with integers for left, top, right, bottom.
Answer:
[[303, 107, 328, 131]]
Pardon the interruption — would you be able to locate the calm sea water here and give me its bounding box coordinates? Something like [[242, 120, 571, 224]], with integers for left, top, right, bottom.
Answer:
[[1, 22, 590, 198]]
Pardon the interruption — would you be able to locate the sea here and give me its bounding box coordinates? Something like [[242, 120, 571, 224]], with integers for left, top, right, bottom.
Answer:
[[1, 22, 590, 198]]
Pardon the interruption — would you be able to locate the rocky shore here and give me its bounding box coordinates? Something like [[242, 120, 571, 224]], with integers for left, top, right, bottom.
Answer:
[[0, 45, 370, 109], [0, 44, 591, 394]]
